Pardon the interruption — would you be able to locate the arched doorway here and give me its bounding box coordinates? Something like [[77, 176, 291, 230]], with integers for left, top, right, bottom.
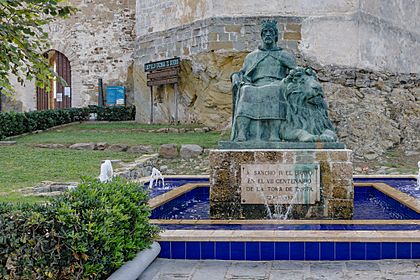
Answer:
[[36, 50, 72, 110]]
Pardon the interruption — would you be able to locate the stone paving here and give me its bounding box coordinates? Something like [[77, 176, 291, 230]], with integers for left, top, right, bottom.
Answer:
[[139, 259, 420, 280]]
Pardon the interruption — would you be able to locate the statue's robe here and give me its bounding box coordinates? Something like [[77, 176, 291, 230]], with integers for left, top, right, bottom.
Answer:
[[234, 47, 297, 120]]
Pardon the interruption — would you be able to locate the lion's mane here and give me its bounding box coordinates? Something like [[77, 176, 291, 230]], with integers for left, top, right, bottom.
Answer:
[[283, 67, 334, 136]]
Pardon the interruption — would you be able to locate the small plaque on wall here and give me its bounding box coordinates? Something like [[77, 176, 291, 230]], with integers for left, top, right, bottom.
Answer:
[[64, 87, 71, 97], [241, 163, 320, 204]]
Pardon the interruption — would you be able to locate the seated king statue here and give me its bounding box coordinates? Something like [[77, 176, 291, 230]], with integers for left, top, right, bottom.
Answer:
[[231, 19, 296, 142]]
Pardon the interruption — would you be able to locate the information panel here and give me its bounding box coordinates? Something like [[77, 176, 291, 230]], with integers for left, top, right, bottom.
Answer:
[[241, 163, 320, 204]]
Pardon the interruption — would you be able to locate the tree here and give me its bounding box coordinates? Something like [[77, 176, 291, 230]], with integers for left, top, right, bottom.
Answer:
[[0, 0, 76, 95]]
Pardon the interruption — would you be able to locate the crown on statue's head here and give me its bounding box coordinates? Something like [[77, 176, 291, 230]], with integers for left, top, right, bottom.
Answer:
[[261, 19, 278, 31]]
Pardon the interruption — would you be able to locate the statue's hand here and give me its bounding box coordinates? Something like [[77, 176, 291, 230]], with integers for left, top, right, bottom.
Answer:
[[231, 72, 242, 84]]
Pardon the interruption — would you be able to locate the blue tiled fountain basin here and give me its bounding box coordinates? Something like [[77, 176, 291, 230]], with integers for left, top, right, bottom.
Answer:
[[354, 177, 419, 199], [158, 241, 420, 260], [151, 186, 420, 222], [151, 177, 420, 260]]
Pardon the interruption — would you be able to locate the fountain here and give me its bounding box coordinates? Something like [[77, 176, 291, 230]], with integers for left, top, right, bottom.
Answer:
[[149, 167, 165, 189], [99, 160, 113, 182], [416, 161, 420, 190], [209, 20, 353, 219]]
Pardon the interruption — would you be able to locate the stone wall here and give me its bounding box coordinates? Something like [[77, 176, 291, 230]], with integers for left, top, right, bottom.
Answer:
[[133, 16, 302, 124], [133, 11, 420, 160], [48, 0, 136, 108], [136, 0, 419, 73], [136, 0, 359, 35], [8, 0, 136, 111], [357, 0, 420, 73]]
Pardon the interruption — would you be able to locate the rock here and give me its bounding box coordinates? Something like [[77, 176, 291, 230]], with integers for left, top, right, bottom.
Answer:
[[167, 128, 179, 133], [160, 165, 168, 172], [35, 144, 67, 149], [194, 128, 205, 133], [180, 144, 203, 159], [0, 141, 17, 146], [101, 159, 121, 164], [159, 144, 178, 158], [354, 167, 362, 173], [69, 143, 96, 150], [156, 128, 168, 133], [30, 181, 78, 194], [405, 150, 419, 156], [107, 144, 129, 152], [364, 152, 378, 160], [127, 145, 154, 154], [96, 142, 108, 150]]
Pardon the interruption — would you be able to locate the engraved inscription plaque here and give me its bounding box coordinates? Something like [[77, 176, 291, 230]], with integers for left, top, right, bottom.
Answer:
[[241, 163, 320, 204]]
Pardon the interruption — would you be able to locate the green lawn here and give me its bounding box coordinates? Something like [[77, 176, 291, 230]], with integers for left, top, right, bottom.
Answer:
[[17, 122, 222, 148], [1, 122, 222, 203]]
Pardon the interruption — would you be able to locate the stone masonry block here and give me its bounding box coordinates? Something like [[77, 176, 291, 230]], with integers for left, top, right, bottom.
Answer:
[[225, 24, 241, 33], [330, 162, 353, 178], [208, 41, 234, 51], [254, 151, 284, 163], [286, 23, 301, 32], [283, 32, 301, 41], [327, 199, 353, 219], [315, 151, 329, 161], [208, 32, 218, 41], [330, 151, 351, 162]]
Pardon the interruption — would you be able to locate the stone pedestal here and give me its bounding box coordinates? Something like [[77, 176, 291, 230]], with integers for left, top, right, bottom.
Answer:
[[209, 149, 353, 219]]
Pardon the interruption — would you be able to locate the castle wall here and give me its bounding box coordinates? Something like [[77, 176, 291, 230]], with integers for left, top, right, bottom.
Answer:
[[133, 1, 420, 160], [8, 0, 136, 111]]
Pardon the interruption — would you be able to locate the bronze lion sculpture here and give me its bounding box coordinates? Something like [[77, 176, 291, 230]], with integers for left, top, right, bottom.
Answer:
[[280, 67, 338, 142]]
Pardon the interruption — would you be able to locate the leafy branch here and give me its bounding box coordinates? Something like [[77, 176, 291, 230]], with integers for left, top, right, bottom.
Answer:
[[0, 0, 76, 95]]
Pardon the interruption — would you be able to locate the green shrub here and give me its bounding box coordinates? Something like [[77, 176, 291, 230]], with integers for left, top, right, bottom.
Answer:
[[0, 108, 91, 140], [90, 106, 136, 121], [0, 106, 136, 140], [0, 178, 159, 279]]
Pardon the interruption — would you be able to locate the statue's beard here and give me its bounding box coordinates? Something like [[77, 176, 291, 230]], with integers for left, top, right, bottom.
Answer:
[[264, 38, 273, 44]]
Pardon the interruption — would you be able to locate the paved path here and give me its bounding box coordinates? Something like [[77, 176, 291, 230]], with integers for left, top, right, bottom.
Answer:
[[139, 259, 420, 280]]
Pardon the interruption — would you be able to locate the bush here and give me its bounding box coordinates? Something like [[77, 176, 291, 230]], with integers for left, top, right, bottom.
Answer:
[[0, 108, 91, 140], [90, 106, 136, 122], [0, 178, 159, 279], [0, 106, 136, 140]]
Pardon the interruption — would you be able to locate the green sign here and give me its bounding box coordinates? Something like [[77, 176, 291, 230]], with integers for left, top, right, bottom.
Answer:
[[144, 57, 180, 72]]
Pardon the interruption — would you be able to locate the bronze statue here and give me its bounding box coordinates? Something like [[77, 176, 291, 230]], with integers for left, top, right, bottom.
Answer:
[[230, 20, 337, 144], [231, 19, 296, 142]]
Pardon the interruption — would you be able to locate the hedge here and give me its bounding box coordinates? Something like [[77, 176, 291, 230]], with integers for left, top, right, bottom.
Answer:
[[91, 106, 136, 122], [0, 106, 136, 140], [0, 178, 159, 279]]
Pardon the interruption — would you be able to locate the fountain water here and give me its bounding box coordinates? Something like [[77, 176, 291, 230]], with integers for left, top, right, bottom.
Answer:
[[416, 161, 420, 190], [149, 167, 165, 189], [99, 160, 113, 182]]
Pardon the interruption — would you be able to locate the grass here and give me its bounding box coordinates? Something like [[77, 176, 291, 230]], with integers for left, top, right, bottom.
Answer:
[[16, 122, 221, 148], [0, 145, 137, 203], [1, 122, 222, 203]]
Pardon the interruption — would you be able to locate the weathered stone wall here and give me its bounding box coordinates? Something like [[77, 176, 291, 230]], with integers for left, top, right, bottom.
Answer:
[[136, 0, 419, 73], [8, 0, 136, 111], [133, 16, 302, 124], [357, 0, 420, 73], [48, 0, 136, 108], [136, 0, 359, 35], [1, 76, 36, 112], [134, 1, 420, 160]]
